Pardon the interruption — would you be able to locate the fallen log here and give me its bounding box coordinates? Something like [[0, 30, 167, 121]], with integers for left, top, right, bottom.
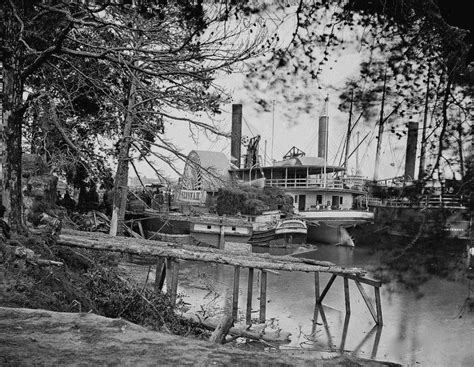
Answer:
[[59, 230, 366, 276], [61, 229, 334, 267], [185, 314, 291, 343], [209, 315, 234, 344]]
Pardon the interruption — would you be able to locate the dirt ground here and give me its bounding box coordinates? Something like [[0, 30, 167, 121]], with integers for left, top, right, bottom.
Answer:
[[0, 229, 405, 366], [0, 307, 404, 366]]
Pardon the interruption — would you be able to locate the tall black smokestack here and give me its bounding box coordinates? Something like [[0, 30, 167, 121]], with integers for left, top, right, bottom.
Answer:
[[404, 121, 418, 181], [231, 104, 242, 168], [318, 96, 329, 160]]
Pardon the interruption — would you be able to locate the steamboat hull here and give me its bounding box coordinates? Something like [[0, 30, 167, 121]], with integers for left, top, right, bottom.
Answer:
[[298, 210, 374, 246]]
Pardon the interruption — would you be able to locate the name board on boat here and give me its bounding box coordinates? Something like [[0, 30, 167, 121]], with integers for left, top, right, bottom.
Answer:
[[179, 189, 206, 203]]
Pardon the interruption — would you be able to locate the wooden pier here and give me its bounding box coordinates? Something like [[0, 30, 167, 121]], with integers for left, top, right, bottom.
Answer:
[[59, 229, 383, 326]]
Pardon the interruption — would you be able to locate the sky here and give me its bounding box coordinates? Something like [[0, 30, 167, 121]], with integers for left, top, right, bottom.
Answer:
[[131, 4, 423, 184]]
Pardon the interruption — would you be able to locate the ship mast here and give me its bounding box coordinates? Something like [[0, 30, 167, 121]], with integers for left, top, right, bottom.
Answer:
[[373, 68, 388, 182], [343, 90, 354, 172], [356, 131, 361, 175], [271, 99, 275, 163]]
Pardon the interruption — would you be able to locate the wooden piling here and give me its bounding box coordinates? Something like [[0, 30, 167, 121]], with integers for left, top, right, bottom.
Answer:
[[166, 258, 179, 307], [232, 266, 240, 321], [137, 221, 145, 238], [166, 258, 172, 290], [353, 324, 378, 354], [218, 219, 225, 249], [340, 313, 350, 352], [343, 276, 351, 315], [311, 303, 320, 336], [246, 268, 254, 325], [317, 304, 333, 348], [259, 270, 267, 323], [375, 285, 383, 325], [154, 257, 166, 293], [314, 271, 320, 303], [371, 325, 382, 358], [318, 273, 337, 303]]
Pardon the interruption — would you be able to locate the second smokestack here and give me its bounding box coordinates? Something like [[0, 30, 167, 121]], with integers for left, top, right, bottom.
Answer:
[[231, 104, 242, 168]]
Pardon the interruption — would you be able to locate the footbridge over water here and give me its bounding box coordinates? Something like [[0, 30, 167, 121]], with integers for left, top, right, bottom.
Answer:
[[59, 229, 383, 326]]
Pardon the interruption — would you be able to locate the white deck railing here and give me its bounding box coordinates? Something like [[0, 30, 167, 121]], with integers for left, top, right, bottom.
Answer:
[[265, 177, 368, 191], [265, 178, 345, 189], [368, 195, 467, 208]]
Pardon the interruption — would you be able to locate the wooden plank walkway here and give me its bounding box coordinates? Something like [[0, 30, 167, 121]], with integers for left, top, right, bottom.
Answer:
[[58, 229, 383, 325]]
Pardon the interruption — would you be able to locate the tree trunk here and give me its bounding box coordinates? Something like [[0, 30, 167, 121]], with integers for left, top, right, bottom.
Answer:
[[456, 109, 465, 179], [109, 80, 136, 236], [418, 64, 431, 181], [2, 6, 27, 234], [432, 74, 453, 177], [373, 68, 388, 182]]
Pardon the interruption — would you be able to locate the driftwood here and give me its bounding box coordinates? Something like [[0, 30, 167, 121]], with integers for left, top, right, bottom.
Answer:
[[209, 315, 234, 344], [59, 229, 366, 276], [36, 259, 63, 267], [186, 314, 291, 343]]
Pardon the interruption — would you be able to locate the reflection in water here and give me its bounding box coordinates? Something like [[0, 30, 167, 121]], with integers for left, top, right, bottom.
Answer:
[[336, 246, 354, 266], [312, 304, 333, 348], [352, 323, 382, 359], [340, 312, 350, 352], [311, 303, 382, 358], [127, 242, 473, 366]]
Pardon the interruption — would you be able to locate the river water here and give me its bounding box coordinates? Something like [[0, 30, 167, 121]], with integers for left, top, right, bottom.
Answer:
[[123, 243, 473, 366]]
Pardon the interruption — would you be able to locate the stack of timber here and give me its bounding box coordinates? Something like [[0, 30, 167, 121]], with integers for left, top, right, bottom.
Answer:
[[59, 229, 366, 275]]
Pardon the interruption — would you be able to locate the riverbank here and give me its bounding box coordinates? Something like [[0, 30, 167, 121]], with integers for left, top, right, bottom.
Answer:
[[0, 232, 402, 366], [0, 307, 402, 366]]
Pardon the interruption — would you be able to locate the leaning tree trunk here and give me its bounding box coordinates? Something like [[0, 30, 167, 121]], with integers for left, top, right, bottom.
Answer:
[[432, 73, 453, 176], [109, 80, 136, 236], [2, 8, 27, 235]]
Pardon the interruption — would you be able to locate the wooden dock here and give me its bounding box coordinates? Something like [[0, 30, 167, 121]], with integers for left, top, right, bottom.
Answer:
[[59, 229, 383, 326]]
